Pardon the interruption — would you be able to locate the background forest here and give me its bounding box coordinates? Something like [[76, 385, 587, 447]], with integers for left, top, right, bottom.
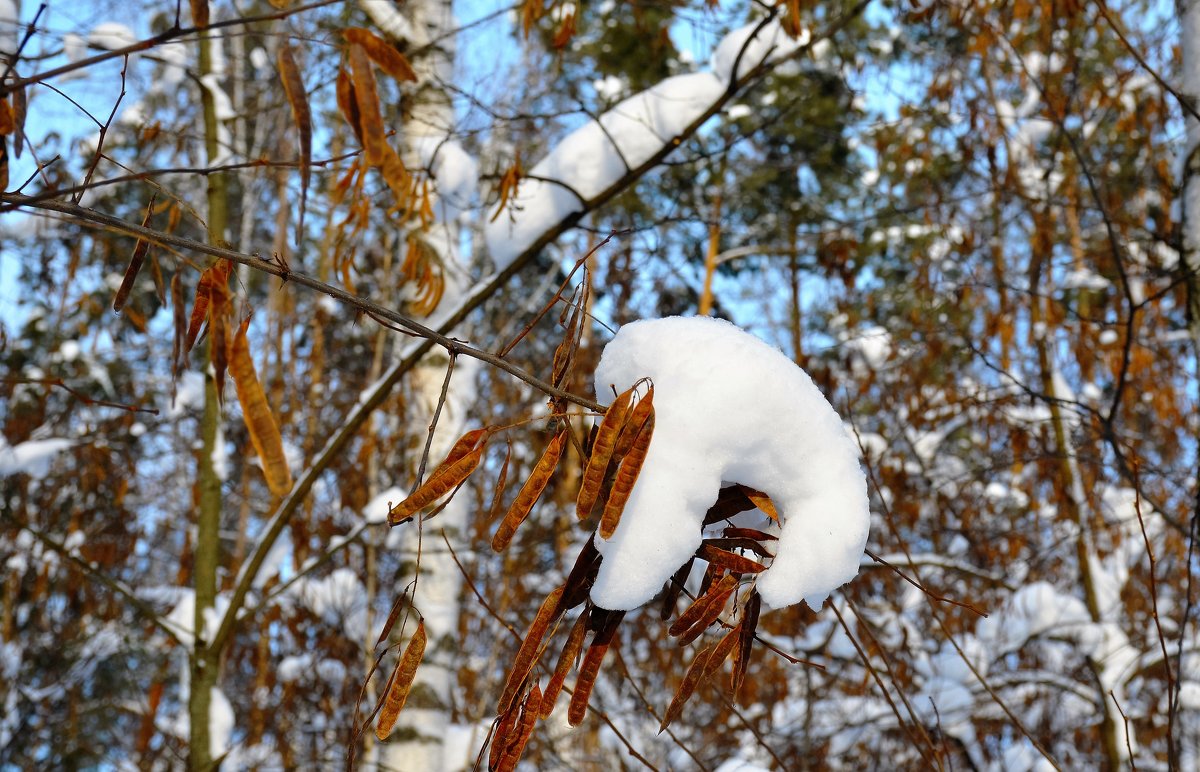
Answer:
[[0, 0, 1196, 769]]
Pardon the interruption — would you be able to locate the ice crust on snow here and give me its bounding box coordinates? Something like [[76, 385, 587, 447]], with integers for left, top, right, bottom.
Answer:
[[588, 316, 870, 611]]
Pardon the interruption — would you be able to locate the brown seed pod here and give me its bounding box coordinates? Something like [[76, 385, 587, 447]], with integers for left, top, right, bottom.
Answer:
[[343, 27, 417, 83], [668, 573, 739, 638], [492, 429, 567, 552], [697, 544, 767, 575], [489, 700, 521, 770], [739, 485, 780, 521], [496, 684, 540, 772], [184, 259, 233, 355], [497, 587, 564, 714], [540, 609, 589, 718], [576, 388, 634, 520], [612, 387, 654, 458], [560, 537, 602, 612], [375, 620, 427, 741], [702, 485, 760, 526], [660, 558, 695, 621], [228, 317, 294, 497], [113, 195, 156, 313], [389, 431, 488, 524], [659, 623, 739, 733], [732, 590, 761, 696], [702, 536, 774, 559], [722, 527, 778, 542], [567, 610, 624, 726], [599, 413, 654, 540]]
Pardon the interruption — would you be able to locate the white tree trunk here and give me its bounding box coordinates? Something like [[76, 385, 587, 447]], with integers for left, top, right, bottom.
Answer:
[[361, 1, 475, 769], [1182, 0, 1200, 345]]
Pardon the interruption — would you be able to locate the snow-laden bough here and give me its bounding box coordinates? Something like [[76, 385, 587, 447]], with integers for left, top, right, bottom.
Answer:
[[589, 316, 870, 611]]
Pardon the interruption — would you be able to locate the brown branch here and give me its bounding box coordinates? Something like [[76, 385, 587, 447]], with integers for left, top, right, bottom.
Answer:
[[1, 0, 343, 95], [2, 376, 159, 415]]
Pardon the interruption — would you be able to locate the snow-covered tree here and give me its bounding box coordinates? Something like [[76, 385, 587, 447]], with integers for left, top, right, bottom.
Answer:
[[0, 0, 1194, 769]]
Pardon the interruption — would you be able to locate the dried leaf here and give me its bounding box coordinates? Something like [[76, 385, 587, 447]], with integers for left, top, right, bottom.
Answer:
[[567, 610, 625, 726], [348, 43, 388, 166], [599, 413, 653, 540], [0, 135, 8, 192], [228, 317, 294, 496], [344, 27, 417, 82], [739, 485, 779, 521], [577, 387, 633, 520], [540, 608, 589, 718], [388, 441, 486, 524], [113, 195, 156, 313], [277, 42, 311, 245], [497, 685, 540, 772], [0, 98, 12, 135], [697, 544, 767, 575], [498, 586, 564, 714], [492, 429, 567, 551], [376, 620, 427, 740], [668, 573, 739, 638], [659, 624, 739, 733]]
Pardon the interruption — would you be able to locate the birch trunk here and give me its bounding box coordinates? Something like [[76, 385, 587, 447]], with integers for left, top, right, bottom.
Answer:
[[361, 1, 476, 768], [1181, 0, 1200, 346]]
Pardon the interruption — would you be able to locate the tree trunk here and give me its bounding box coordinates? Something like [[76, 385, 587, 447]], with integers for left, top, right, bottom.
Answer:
[[188, 15, 229, 771], [1181, 0, 1200, 346]]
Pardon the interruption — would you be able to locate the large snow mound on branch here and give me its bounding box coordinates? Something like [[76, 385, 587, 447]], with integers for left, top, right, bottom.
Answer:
[[486, 72, 723, 268], [589, 316, 870, 611]]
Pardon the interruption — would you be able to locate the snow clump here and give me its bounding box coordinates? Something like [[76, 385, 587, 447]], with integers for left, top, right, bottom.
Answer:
[[589, 316, 870, 611]]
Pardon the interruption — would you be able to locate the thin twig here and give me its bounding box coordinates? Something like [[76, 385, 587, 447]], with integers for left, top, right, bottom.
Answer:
[[412, 353, 457, 492], [2, 376, 159, 414]]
